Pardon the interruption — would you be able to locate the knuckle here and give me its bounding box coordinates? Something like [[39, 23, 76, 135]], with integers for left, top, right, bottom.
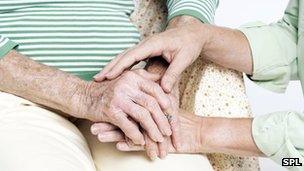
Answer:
[[141, 99, 150, 108], [110, 96, 119, 104], [149, 82, 160, 92], [162, 99, 171, 111], [138, 111, 149, 122], [113, 84, 123, 93], [134, 93, 144, 102], [106, 99, 119, 110], [111, 111, 122, 120], [147, 98, 158, 110]]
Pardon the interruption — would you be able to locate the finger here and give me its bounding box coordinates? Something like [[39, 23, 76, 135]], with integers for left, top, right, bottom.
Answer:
[[116, 141, 144, 151], [93, 52, 124, 81], [138, 75, 174, 114], [133, 85, 172, 136], [133, 69, 161, 82], [158, 137, 169, 159], [170, 114, 182, 151], [97, 130, 125, 142], [121, 100, 164, 143], [91, 122, 118, 135], [111, 111, 145, 145], [144, 133, 159, 160], [161, 52, 192, 93], [106, 37, 164, 80]]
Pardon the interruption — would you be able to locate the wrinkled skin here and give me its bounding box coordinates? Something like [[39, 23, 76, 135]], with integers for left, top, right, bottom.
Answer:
[[91, 109, 204, 159], [82, 69, 177, 145]]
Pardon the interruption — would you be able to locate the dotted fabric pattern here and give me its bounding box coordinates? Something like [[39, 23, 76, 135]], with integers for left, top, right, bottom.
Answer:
[[131, 0, 260, 170]]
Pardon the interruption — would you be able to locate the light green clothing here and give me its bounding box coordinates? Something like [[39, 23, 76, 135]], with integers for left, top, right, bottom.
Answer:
[[0, 0, 218, 80], [0, 0, 140, 80], [239, 0, 304, 170]]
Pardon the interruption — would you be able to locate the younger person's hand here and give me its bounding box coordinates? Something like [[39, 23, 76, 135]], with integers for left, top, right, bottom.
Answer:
[[94, 16, 209, 93]]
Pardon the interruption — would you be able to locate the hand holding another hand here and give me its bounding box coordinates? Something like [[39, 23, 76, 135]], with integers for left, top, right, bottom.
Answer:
[[91, 109, 205, 160], [79, 69, 180, 146], [94, 16, 210, 93]]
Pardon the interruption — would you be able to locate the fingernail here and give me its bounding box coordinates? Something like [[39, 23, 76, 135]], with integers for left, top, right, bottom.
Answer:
[[117, 143, 128, 151], [163, 83, 172, 93], [160, 150, 167, 159], [93, 73, 102, 79], [176, 142, 182, 151], [105, 73, 112, 78], [97, 134, 106, 141], [93, 74, 98, 79], [165, 128, 172, 136], [141, 140, 145, 146], [158, 136, 164, 143], [150, 151, 158, 161], [90, 126, 98, 135]]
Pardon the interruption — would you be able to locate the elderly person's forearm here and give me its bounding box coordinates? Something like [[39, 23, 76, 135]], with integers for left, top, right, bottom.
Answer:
[[0, 50, 89, 118], [0, 50, 177, 145]]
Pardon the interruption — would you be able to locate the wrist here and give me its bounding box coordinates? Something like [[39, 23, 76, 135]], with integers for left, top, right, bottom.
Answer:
[[167, 16, 212, 58], [167, 16, 202, 29], [199, 117, 262, 156], [77, 80, 110, 121], [199, 24, 214, 53], [198, 117, 212, 153], [65, 78, 90, 118], [198, 117, 225, 153]]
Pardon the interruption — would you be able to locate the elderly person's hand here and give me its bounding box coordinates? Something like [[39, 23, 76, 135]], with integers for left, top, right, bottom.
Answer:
[[90, 85, 181, 160], [91, 109, 205, 160], [80, 69, 175, 145], [93, 16, 208, 93]]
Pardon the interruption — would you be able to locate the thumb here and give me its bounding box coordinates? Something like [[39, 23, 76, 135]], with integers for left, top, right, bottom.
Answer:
[[161, 53, 191, 93], [116, 142, 144, 151], [133, 69, 161, 82]]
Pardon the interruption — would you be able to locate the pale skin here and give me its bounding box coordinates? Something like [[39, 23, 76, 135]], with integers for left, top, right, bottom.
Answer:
[[93, 16, 264, 158], [0, 51, 176, 146], [91, 110, 262, 156], [0, 16, 196, 160]]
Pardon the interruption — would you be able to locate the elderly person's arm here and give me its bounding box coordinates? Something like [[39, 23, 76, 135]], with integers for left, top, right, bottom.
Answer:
[[0, 50, 175, 145], [0, 50, 88, 118]]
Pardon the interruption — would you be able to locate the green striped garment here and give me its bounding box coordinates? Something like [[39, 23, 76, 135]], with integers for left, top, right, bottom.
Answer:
[[0, 0, 218, 80]]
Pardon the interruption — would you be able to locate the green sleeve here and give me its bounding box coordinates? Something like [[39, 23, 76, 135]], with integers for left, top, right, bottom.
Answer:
[[238, 0, 299, 93], [252, 111, 304, 170], [166, 0, 219, 24], [0, 36, 18, 58]]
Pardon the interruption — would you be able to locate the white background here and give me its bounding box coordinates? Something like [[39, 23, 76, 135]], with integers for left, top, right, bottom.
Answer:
[[214, 0, 304, 170]]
